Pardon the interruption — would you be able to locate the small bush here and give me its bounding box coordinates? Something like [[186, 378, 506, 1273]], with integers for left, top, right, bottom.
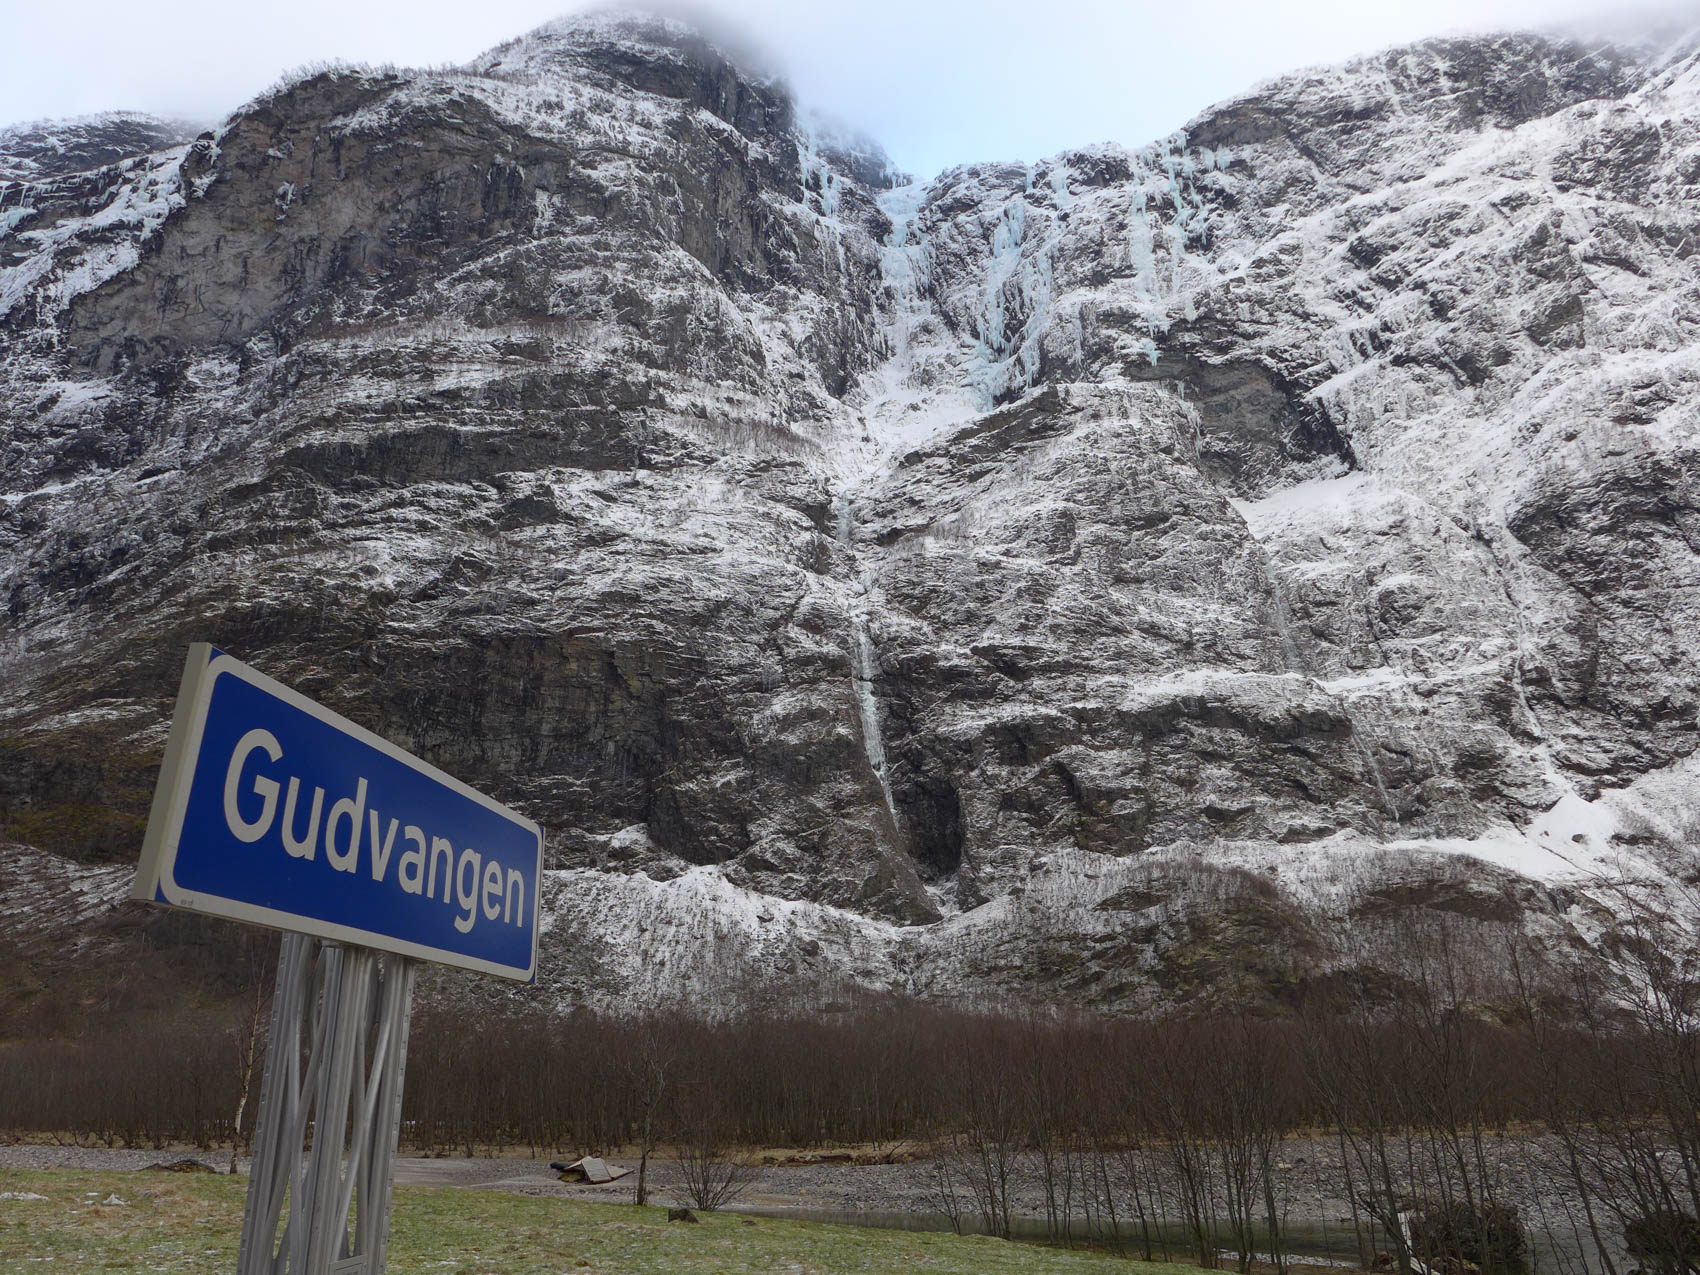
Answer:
[[1408, 1199, 1527, 1274], [1624, 1209, 1700, 1275], [674, 1087, 754, 1212]]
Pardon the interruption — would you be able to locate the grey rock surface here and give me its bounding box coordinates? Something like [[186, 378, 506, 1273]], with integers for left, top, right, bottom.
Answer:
[[3, 12, 1698, 1013], [0, 112, 198, 183]]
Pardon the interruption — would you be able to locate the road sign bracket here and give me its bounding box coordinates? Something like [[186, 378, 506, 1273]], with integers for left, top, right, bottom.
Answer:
[[238, 932, 416, 1275]]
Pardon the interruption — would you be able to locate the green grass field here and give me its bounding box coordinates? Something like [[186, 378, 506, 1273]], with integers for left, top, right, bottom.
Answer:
[[0, 1168, 1200, 1274]]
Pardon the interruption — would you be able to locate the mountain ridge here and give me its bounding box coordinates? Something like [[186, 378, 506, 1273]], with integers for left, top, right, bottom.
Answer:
[[2, 12, 1697, 1016]]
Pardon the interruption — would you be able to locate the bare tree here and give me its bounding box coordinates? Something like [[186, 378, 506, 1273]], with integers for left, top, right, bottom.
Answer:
[[226, 933, 277, 1173], [922, 1147, 969, 1234], [1512, 887, 1700, 1275], [627, 1023, 675, 1207], [951, 1027, 1022, 1240], [1021, 1026, 1081, 1247], [1305, 1001, 1420, 1275], [1151, 1022, 1227, 1268]]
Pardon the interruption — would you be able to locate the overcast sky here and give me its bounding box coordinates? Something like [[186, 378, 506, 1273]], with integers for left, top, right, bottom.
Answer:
[[3, 0, 1695, 178]]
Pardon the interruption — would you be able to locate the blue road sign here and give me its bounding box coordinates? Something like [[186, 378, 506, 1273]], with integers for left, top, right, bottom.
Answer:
[[132, 644, 542, 981]]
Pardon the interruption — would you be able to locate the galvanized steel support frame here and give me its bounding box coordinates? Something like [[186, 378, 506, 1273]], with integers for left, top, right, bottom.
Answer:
[[238, 933, 416, 1275]]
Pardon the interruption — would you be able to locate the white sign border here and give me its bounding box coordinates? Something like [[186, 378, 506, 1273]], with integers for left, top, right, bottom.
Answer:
[[133, 643, 543, 982]]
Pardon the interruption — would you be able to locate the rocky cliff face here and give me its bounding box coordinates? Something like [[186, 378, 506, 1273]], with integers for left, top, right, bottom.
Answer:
[[4, 14, 1699, 1014]]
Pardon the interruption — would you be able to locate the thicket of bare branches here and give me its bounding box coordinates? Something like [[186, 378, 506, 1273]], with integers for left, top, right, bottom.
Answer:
[[5, 903, 1699, 1272]]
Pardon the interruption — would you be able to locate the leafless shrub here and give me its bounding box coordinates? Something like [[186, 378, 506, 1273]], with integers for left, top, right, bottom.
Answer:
[[922, 1147, 969, 1234], [674, 1083, 754, 1211]]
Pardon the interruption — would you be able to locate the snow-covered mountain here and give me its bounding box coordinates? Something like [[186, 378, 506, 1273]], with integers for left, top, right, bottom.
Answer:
[[3, 12, 1698, 1014]]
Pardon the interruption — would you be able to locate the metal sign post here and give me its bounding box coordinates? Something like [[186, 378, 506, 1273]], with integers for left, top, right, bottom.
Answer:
[[132, 645, 542, 1275], [238, 935, 416, 1275]]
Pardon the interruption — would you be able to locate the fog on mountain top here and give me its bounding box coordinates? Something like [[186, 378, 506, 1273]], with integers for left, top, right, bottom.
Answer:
[[2, 0, 1696, 177]]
